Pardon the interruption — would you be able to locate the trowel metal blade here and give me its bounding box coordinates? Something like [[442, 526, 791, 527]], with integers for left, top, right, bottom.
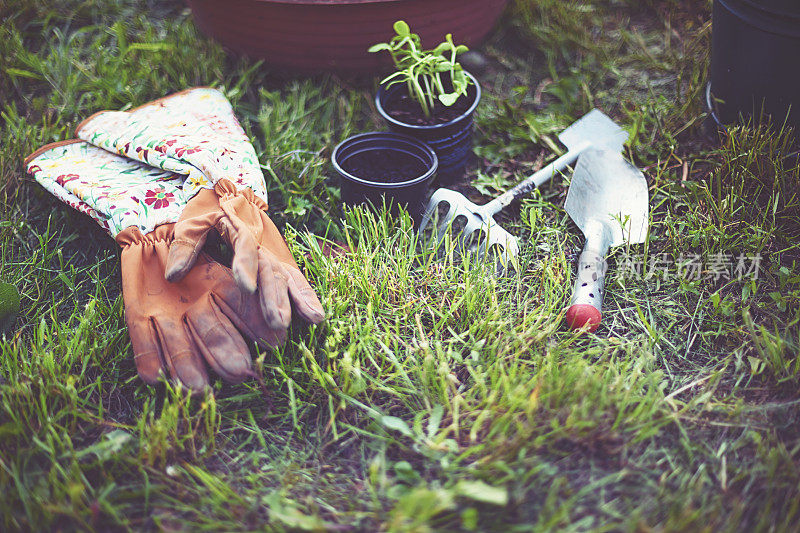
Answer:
[[558, 109, 629, 154], [564, 148, 649, 246]]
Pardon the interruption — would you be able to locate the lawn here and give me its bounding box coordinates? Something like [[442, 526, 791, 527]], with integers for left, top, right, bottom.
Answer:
[[1, 0, 799, 531]]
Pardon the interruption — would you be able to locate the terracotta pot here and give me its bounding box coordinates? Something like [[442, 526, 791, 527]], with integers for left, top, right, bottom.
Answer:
[[186, 0, 509, 71]]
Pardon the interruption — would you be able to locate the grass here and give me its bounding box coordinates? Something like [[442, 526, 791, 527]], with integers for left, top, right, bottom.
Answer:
[[2, 0, 800, 530]]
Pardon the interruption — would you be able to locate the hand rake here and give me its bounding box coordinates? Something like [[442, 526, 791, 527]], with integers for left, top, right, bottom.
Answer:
[[418, 109, 628, 264]]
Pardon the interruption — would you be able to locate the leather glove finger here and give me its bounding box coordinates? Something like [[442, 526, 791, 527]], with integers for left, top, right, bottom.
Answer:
[[127, 318, 166, 385], [216, 215, 259, 294], [166, 186, 325, 330], [166, 194, 261, 295], [165, 208, 225, 284], [224, 203, 324, 327], [256, 248, 293, 330], [152, 316, 210, 392], [251, 206, 324, 324], [284, 263, 326, 325], [256, 248, 325, 327], [208, 275, 288, 350], [184, 293, 255, 383], [175, 212, 322, 331]]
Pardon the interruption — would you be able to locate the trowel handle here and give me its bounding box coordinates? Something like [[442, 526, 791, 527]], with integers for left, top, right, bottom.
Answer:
[[566, 235, 610, 333], [484, 149, 582, 216]]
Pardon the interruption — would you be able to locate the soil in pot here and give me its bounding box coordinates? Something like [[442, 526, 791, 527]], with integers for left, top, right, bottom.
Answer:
[[381, 75, 475, 126], [384, 92, 473, 126], [341, 149, 428, 183], [332, 132, 438, 223]]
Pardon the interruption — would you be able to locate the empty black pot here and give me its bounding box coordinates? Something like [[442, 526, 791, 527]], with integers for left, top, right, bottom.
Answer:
[[331, 132, 438, 223], [710, 0, 800, 131], [375, 71, 480, 185]]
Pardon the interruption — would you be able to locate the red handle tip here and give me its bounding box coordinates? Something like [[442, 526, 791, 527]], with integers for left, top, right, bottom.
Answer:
[[566, 305, 602, 332]]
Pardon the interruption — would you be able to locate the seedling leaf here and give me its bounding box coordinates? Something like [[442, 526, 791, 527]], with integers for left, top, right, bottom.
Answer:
[[393, 20, 410, 37], [438, 93, 460, 106]]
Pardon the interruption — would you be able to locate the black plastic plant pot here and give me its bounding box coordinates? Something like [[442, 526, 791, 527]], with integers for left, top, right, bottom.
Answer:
[[375, 71, 480, 185], [710, 0, 800, 133], [331, 132, 438, 224]]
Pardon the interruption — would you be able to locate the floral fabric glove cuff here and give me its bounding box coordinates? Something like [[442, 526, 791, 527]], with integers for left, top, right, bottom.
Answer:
[[26, 140, 186, 236], [74, 87, 268, 205]]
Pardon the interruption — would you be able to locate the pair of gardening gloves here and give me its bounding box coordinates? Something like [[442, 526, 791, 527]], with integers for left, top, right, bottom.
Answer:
[[25, 88, 324, 392]]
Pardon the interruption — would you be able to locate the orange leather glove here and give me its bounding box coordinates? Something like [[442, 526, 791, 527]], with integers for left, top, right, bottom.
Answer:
[[164, 180, 325, 331], [118, 223, 285, 391], [26, 141, 286, 393], [72, 89, 325, 333]]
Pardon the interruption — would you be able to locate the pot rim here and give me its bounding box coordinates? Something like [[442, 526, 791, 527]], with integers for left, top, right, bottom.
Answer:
[[247, 0, 407, 4], [375, 71, 481, 131], [718, 0, 800, 36], [331, 131, 438, 189]]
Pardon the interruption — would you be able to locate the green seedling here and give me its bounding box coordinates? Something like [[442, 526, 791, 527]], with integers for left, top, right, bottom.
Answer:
[[369, 20, 471, 118]]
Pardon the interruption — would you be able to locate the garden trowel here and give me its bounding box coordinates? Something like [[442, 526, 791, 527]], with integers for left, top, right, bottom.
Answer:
[[564, 148, 649, 332], [419, 109, 628, 264]]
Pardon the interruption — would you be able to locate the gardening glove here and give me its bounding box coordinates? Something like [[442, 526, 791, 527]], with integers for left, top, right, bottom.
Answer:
[[25, 141, 284, 391], [74, 87, 324, 330], [168, 179, 325, 330], [116, 223, 284, 388], [74, 87, 269, 207]]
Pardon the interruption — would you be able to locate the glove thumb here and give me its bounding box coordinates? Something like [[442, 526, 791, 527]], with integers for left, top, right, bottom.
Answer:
[[165, 189, 226, 283]]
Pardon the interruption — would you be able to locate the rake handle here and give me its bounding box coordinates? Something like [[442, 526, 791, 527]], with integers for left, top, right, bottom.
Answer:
[[483, 149, 583, 216]]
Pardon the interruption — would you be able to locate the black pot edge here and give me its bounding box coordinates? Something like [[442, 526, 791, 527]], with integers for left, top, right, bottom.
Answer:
[[706, 80, 795, 132], [375, 70, 482, 132], [331, 131, 438, 189], [718, 0, 800, 38], [705, 82, 800, 160], [704, 82, 727, 133]]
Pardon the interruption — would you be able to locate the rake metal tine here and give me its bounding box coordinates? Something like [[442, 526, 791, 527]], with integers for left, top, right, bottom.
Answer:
[[482, 222, 502, 257], [452, 231, 467, 255], [478, 219, 497, 258], [499, 250, 514, 270], [484, 224, 519, 266], [435, 205, 457, 238], [419, 212, 432, 233], [420, 189, 448, 231], [454, 219, 481, 254], [419, 202, 438, 234], [501, 236, 520, 268], [452, 226, 470, 254], [507, 238, 520, 258], [429, 207, 465, 256], [419, 195, 441, 232], [476, 237, 489, 260]]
